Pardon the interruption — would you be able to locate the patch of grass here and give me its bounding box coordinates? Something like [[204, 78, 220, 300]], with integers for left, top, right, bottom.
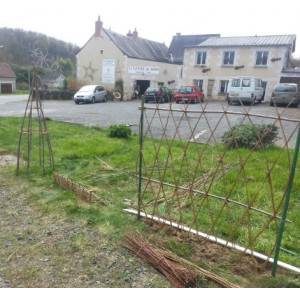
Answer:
[[0, 116, 299, 287], [164, 239, 193, 257]]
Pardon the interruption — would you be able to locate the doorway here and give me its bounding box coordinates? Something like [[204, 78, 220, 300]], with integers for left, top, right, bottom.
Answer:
[[135, 80, 150, 98], [1, 83, 12, 93]]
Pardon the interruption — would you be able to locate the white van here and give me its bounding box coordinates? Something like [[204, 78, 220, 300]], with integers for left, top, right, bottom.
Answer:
[[226, 76, 264, 105]]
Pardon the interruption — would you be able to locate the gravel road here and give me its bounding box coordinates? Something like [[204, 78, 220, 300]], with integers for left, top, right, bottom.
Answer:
[[0, 95, 299, 147]]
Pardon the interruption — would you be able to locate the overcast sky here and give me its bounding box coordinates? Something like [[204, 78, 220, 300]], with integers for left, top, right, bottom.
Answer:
[[1, 0, 299, 57]]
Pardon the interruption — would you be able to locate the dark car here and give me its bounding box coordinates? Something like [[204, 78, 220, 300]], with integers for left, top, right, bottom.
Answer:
[[144, 87, 173, 103], [175, 85, 204, 104], [74, 85, 107, 104], [270, 83, 300, 107]]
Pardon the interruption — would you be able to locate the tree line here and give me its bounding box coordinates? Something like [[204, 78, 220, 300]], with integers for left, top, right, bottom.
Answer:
[[0, 27, 80, 89]]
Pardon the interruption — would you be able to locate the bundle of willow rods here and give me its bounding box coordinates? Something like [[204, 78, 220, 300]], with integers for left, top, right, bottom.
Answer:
[[125, 233, 197, 288], [159, 249, 240, 288]]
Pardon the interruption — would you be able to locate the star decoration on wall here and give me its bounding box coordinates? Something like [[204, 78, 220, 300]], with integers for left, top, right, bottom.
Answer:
[[83, 61, 98, 81]]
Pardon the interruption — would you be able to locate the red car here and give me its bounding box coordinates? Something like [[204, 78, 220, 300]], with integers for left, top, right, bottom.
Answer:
[[175, 85, 204, 104]]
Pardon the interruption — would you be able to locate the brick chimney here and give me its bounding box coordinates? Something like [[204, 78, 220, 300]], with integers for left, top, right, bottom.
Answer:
[[95, 16, 103, 37], [132, 28, 138, 41]]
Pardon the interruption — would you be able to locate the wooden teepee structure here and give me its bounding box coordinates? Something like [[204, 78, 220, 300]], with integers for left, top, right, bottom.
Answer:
[[16, 66, 54, 174]]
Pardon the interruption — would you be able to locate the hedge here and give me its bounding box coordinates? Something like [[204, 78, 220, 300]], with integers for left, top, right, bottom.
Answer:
[[33, 90, 76, 100]]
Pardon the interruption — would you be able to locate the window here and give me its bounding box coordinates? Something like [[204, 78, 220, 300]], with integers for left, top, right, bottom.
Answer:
[[193, 79, 203, 90], [219, 80, 229, 93], [255, 79, 262, 88], [232, 79, 240, 87], [242, 79, 251, 87], [223, 51, 235, 65], [256, 51, 268, 66], [196, 51, 207, 65]]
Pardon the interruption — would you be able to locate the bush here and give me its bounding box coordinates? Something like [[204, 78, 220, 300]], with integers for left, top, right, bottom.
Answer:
[[222, 123, 278, 149], [107, 124, 131, 139]]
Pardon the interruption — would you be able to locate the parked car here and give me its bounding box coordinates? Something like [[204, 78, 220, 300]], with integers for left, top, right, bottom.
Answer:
[[144, 87, 173, 103], [74, 85, 107, 104], [226, 76, 264, 105], [175, 85, 204, 104], [270, 83, 300, 107]]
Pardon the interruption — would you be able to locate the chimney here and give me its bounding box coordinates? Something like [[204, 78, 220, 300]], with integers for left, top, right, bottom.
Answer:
[[176, 33, 181, 37], [132, 28, 138, 41], [95, 16, 103, 37], [127, 30, 133, 37]]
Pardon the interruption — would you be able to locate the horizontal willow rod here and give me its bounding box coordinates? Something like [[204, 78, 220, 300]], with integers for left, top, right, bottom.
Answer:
[[138, 176, 291, 223], [138, 107, 300, 123]]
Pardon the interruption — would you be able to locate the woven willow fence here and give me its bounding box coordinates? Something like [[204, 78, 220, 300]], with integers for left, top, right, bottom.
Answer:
[[135, 98, 299, 275]]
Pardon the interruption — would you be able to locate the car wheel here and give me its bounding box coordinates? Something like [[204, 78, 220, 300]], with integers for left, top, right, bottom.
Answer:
[[75, 101, 79, 105], [270, 100, 274, 107], [91, 97, 95, 104], [103, 96, 107, 102]]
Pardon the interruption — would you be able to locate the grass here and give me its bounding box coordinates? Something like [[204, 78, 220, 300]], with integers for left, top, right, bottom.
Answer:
[[0, 116, 299, 287]]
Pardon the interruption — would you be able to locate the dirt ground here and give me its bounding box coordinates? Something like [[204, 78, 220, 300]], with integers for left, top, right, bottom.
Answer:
[[0, 155, 297, 288]]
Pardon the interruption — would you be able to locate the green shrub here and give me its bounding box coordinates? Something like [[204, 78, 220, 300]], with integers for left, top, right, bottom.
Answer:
[[222, 123, 278, 149], [107, 124, 131, 139]]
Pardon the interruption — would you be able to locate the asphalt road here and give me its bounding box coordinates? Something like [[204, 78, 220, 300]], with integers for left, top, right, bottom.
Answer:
[[0, 95, 299, 147]]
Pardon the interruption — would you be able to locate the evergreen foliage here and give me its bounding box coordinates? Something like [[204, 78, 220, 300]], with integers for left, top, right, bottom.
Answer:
[[107, 124, 132, 139], [222, 123, 278, 149]]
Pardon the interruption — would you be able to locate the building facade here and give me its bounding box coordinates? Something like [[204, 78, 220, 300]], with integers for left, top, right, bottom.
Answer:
[[76, 18, 297, 102], [76, 17, 181, 99], [182, 35, 297, 101]]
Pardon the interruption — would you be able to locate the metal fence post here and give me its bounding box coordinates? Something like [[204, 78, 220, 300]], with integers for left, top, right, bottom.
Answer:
[[272, 125, 300, 276], [137, 96, 145, 220]]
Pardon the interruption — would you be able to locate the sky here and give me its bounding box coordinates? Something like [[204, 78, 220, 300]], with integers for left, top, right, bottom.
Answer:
[[1, 0, 299, 57]]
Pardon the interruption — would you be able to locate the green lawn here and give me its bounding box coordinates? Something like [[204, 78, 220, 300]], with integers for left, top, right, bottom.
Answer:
[[0, 116, 299, 287]]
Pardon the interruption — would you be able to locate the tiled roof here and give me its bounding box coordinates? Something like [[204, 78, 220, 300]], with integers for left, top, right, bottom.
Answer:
[[0, 62, 16, 78], [103, 28, 170, 63], [196, 35, 296, 51], [168, 34, 220, 64]]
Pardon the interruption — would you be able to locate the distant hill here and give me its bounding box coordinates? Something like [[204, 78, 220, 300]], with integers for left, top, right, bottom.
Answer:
[[0, 27, 79, 67]]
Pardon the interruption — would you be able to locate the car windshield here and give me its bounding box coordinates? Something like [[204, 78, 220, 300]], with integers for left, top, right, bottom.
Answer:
[[275, 86, 296, 92], [79, 86, 95, 92], [146, 88, 159, 92], [179, 87, 193, 94]]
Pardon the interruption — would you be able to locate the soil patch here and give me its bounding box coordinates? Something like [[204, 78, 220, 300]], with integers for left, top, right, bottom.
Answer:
[[0, 155, 19, 166]]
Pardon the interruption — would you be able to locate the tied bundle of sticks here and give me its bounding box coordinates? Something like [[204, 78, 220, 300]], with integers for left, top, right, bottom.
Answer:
[[125, 233, 197, 288], [125, 233, 239, 288]]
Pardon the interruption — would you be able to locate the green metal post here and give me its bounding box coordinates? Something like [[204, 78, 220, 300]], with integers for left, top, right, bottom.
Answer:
[[137, 96, 145, 220], [272, 125, 300, 276]]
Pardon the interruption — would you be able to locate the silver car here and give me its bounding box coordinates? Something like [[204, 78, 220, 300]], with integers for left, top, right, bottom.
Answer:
[[74, 85, 107, 104], [270, 83, 300, 107]]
